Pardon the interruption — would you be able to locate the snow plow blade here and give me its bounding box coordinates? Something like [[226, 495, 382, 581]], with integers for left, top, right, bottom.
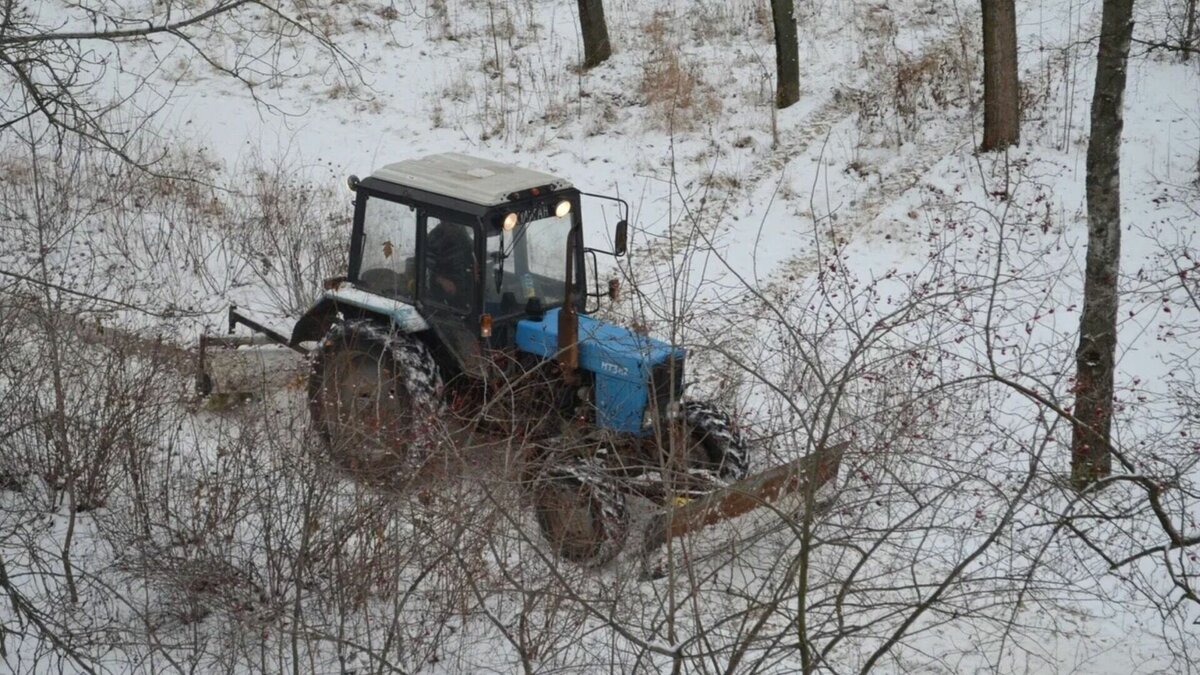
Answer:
[[642, 441, 846, 558], [196, 307, 309, 397]]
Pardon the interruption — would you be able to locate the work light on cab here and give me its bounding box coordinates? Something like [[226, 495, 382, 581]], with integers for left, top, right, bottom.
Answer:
[[555, 199, 571, 218]]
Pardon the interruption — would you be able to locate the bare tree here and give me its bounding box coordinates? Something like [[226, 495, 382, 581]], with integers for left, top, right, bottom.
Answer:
[[1190, 0, 1199, 58], [576, 0, 612, 69], [980, 0, 1019, 150], [0, 0, 353, 165], [1129, 0, 1199, 59], [771, 0, 800, 108], [1072, 0, 1136, 487]]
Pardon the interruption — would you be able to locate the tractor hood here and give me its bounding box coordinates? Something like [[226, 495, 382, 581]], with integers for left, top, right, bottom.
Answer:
[[515, 308, 683, 380], [516, 308, 685, 433]]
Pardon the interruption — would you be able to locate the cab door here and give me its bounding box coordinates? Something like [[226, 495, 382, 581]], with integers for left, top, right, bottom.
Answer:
[[418, 213, 485, 378]]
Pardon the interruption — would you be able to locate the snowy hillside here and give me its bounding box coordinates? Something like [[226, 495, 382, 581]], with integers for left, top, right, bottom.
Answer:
[[1, 0, 1198, 673]]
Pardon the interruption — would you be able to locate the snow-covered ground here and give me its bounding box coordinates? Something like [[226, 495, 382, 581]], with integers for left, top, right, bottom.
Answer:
[[2, 0, 1199, 672]]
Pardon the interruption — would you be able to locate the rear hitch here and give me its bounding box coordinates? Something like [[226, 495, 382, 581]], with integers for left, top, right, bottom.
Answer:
[[226, 305, 308, 355], [196, 306, 310, 397]]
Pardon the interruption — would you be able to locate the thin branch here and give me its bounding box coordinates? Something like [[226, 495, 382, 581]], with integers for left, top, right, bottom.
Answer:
[[0, 0, 258, 45]]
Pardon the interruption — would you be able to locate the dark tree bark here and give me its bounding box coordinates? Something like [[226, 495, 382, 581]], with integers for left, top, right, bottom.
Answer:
[[576, 0, 611, 69], [980, 0, 1020, 150], [1071, 0, 1136, 488], [771, 0, 800, 109], [1186, 0, 1198, 61]]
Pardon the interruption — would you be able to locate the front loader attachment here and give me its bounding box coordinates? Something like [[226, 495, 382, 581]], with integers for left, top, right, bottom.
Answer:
[[640, 441, 846, 577], [196, 307, 309, 397]]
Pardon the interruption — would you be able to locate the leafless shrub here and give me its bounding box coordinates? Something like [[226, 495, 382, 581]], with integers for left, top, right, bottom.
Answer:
[[0, 132, 349, 669], [686, 0, 772, 41], [0, 0, 359, 168], [638, 13, 722, 132], [431, 0, 583, 145], [849, 7, 977, 145], [231, 154, 349, 315], [0, 145, 191, 512], [1134, 0, 1200, 58], [584, 154, 1200, 672]]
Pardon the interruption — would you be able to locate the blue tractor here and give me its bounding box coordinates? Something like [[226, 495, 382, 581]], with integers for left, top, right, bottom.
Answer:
[[210, 154, 753, 565]]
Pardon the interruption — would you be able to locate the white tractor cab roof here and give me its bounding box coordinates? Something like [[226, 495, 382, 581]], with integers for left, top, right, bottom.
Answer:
[[371, 153, 573, 207]]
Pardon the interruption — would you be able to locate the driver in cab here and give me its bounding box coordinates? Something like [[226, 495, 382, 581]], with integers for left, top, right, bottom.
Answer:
[[425, 221, 475, 310]]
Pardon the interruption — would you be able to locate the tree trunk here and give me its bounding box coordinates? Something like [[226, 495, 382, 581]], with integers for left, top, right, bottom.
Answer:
[[1071, 0, 1135, 488], [771, 0, 800, 109], [576, 0, 611, 69], [1186, 0, 1197, 62], [980, 0, 1020, 150]]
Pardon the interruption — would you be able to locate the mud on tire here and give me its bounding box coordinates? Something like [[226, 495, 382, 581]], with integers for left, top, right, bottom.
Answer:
[[682, 399, 749, 482], [533, 456, 629, 566], [308, 319, 443, 482]]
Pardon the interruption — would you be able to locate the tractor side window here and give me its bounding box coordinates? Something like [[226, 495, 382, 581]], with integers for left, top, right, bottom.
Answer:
[[359, 197, 417, 302], [424, 218, 476, 312]]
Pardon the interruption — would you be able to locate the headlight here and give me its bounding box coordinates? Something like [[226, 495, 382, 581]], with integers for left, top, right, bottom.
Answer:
[[503, 212, 518, 231], [555, 200, 571, 218]]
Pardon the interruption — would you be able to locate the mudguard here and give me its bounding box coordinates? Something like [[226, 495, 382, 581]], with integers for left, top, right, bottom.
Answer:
[[290, 287, 430, 346]]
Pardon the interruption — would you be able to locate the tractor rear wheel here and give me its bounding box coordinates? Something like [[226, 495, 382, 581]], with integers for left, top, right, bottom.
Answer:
[[680, 400, 749, 482], [308, 320, 442, 482], [533, 457, 629, 566]]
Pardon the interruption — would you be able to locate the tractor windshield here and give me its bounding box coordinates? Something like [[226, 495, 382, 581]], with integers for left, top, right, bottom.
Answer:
[[485, 208, 572, 315]]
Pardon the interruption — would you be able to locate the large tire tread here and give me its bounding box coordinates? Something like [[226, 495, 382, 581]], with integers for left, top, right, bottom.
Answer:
[[308, 319, 443, 479], [533, 456, 629, 566], [682, 399, 750, 482]]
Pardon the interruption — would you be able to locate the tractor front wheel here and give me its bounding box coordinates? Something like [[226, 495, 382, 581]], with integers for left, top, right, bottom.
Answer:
[[308, 320, 442, 483], [680, 400, 750, 483], [533, 457, 629, 566]]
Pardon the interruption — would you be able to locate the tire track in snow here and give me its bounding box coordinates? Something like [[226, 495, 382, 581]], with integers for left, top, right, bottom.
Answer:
[[761, 117, 971, 287], [636, 28, 971, 275], [653, 17, 1092, 404], [729, 39, 974, 290], [747, 13, 1096, 294]]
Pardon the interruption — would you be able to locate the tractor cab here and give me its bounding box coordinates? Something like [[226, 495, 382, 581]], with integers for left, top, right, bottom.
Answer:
[[288, 153, 672, 437], [344, 154, 589, 367]]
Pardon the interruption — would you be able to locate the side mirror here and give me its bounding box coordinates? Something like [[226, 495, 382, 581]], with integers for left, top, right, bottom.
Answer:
[[614, 220, 629, 257]]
